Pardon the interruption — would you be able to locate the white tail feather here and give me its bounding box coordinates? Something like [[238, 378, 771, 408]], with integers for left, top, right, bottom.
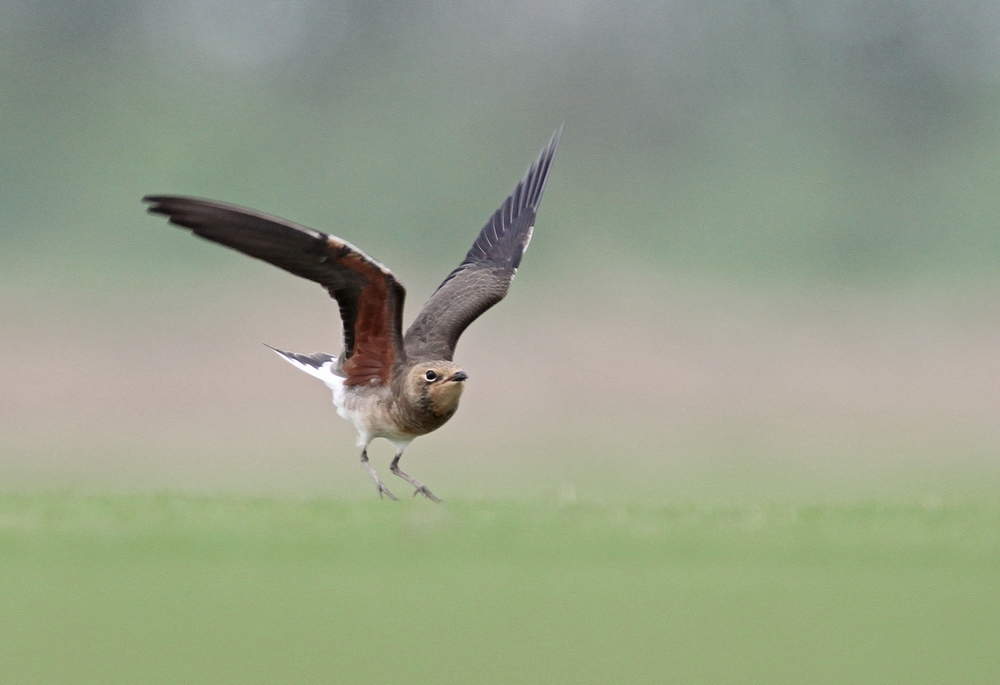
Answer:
[[267, 346, 344, 392]]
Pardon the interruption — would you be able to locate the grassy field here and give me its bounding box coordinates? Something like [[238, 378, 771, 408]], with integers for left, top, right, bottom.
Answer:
[[1, 494, 998, 684]]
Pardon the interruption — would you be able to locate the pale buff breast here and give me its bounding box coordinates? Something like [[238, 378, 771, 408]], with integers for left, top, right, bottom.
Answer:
[[335, 385, 417, 446]]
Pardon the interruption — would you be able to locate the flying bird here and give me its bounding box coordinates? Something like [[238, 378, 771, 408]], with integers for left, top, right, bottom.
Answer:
[[144, 128, 561, 501]]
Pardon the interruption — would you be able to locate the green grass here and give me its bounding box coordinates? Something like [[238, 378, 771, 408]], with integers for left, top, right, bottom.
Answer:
[[1, 495, 998, 684]]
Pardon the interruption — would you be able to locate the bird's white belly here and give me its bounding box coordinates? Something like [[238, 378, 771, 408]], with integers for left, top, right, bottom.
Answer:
[[330, 378, 411, 446], [272, 349, 413, 447], [326, 376, 369, 442]]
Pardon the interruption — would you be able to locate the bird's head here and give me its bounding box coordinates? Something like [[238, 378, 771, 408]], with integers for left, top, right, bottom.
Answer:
[[401, 361, 469, 420]]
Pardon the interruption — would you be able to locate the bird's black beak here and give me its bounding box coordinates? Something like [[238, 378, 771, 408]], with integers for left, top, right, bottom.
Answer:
[[449, 371, 469, 382]]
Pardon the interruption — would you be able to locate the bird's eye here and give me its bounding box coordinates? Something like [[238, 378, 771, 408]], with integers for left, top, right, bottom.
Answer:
[[425, 370, 438, 381]]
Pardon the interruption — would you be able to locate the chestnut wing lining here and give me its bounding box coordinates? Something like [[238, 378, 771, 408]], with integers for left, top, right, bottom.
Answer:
[[144, 195, 406, 387]]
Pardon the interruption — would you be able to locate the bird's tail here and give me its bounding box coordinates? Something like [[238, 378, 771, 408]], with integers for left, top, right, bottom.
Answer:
[[264, 344, 344, 388]]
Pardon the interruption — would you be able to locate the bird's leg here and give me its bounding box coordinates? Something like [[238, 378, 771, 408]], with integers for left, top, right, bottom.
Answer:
[[390, 450, 442, 503], [360, 447, 398, 500]]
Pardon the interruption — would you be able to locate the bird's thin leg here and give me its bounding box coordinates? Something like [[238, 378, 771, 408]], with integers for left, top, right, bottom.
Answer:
[[360, 447, 397, 500], [390, 450, 442, 503]]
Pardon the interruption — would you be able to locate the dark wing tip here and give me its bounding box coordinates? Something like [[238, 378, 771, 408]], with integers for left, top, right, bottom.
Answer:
[[143, 194, 189, 213], [532, 124, 562, 206], [519, 126, 562, 214], [142, 194, 173, 217], [142, 195, 222, 231], [460, 127, 562, 269]]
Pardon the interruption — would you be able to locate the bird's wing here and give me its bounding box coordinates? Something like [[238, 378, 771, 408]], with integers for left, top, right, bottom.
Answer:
[[403, 128, 561, 361], [143, 196, 406, 387]]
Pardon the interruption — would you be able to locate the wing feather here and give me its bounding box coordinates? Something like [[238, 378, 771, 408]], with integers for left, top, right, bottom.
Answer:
[[143, 195, 406, 387], [403, 127, 561, 361]]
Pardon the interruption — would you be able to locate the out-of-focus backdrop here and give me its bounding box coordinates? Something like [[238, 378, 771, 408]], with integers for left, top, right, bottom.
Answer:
[[4, 5, 1000, 684], [2, 0, 999, 499]]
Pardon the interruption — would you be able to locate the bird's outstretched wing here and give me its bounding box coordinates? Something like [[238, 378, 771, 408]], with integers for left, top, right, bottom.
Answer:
[[143, 196, 406, 387], [403, 127, 561, 361]]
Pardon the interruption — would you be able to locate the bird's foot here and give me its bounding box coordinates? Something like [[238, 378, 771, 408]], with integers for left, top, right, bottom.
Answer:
[[412, 485, 442, 503], [377, 483, 399, 500], [390, 458, 442, 503]]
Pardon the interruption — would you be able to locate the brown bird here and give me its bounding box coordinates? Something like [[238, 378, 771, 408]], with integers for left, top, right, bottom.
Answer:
[[144, 128, 560, 501]]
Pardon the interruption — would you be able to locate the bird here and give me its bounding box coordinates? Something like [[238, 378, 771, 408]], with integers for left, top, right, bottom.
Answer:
[[143, 128, 561, 502]]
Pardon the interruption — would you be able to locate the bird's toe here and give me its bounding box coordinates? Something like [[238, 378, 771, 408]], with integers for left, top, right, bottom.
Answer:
[[413, 486, 442, 503]]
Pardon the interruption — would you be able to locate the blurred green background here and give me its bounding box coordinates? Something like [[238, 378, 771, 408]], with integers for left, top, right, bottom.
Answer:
[[1, 1, 999, 683]]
